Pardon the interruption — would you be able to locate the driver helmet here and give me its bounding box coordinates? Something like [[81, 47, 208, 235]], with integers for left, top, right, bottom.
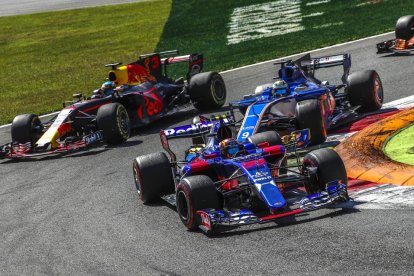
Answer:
[[272, 80, 289, 97], [219, 138, 239, 158], [101, 81, 115, 91]]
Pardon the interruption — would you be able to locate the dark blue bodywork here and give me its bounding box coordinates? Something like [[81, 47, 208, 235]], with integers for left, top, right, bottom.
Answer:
[[233, 53, 352, 142], [162, 118, 348, 233]]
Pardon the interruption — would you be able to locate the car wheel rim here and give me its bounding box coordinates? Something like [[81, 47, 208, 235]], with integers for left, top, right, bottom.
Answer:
[[119, 109, 130, 134], [212, 79, 225, 101], [31, 118, 43, 141], [177, 190, 189, 222], [373, 77, 383, 105], [133, 163, 141, 195]]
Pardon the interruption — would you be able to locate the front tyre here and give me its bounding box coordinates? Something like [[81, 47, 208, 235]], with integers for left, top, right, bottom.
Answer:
[[395, 15, 414, 40], [133, 152, 175, 204], [302, 148, 347, 194], [11, 114, 43, 144], [96, 103, 130, 145], [176, 175, 220, 230], [189, 72, 226, 111], [247, 130, 282, 146], [295, 99, 327, 145], [347, 70, 383, 112]]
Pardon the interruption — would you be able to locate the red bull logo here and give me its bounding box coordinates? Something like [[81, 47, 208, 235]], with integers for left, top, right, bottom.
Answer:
[[127, 58, 157, 83], [109, 55, 161, 85]]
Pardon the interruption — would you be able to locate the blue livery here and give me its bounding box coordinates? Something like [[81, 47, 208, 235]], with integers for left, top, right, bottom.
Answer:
[[232, 53, 384, 144], [133, 115, 349, 234]]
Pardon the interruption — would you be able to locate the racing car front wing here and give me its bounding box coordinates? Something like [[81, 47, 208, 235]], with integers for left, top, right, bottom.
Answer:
[[0, 131, 103, 159], [195, 183, 348, 234]]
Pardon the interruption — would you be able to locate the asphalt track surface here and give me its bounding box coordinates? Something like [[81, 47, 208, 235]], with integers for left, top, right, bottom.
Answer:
[[0, 0, 146, 17], [1, 33, 414, 275]]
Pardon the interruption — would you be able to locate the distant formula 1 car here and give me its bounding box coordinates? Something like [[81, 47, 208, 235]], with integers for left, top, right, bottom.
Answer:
[[232, 53, 383, 144], [0, 50, 226, 159], [132, 115, 349, 234], [377, 15, 414, 54]]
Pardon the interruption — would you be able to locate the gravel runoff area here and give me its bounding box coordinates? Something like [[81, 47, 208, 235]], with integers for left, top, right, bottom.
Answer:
[[336, 107, 414, 185]]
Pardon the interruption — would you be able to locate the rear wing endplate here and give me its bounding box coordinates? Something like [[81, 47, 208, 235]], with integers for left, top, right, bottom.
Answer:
[[296, 53, 351, 84], [161, 53, 203, 80]]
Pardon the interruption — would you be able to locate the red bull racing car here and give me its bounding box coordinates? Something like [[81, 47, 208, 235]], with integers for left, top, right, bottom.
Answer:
[[132, 115, 349, 234], [0, 50, 226, 159], [377, 15, 414, 54]]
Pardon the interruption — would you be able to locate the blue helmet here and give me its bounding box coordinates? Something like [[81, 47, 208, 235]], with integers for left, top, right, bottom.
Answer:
[[101, 81, 115, 91]]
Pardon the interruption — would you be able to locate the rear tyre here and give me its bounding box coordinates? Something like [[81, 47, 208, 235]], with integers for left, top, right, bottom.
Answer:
[[176, 175, 220, 230], [97, 103, 130, 145], [247, 131, 282, 146], [189, 72, 226, 111], [302, 148, 347, 194], [295, 99, 327, 145], [133, 152, 175, 204], [347, 70, 383, 112], [11, 114, 43, 144], [395, 15, 414, 40]]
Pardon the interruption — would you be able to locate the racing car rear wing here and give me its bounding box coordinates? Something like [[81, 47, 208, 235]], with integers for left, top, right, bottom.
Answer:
[[161, 53, 204, 80], [139, 50, 179, 59], [163, 114, 233, 140], [290, 53, 351, 84], [140, 50, 204, 80], [107, 50, 203, 84], [159, 114, 230, 165]]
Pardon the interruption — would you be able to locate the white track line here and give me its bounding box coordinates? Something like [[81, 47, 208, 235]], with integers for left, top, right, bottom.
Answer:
[[221, 31, 393, 74], [0, 31, 394, 129], [342, 184, 414, 210]]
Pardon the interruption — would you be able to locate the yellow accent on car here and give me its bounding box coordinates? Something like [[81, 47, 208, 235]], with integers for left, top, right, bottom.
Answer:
[[109, 66, 129, 85]]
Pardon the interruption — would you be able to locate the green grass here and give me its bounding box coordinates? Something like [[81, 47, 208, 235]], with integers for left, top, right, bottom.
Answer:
[[383, 124, 414, 165], [0, 0, 171, 124], [1, 0, 414, 124], [156, 0, 414, 74]]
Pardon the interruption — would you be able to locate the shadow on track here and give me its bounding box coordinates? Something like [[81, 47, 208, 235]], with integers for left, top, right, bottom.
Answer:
[[208, 207, 360, 238]]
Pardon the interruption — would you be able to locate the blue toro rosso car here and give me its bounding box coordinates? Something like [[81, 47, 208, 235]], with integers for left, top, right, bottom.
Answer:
[[232, 53, 384, 144], [132, 115, 349, 234]]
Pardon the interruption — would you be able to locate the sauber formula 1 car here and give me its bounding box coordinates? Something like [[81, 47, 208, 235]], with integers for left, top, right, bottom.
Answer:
[[0, 50, 226, 159], [132, 115, 349, 234], [231, 53, 383, 145], [377, 15, 414, 54]]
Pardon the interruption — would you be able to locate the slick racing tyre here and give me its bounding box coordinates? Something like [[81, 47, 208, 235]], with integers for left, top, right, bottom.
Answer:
[[11, 114, 43, 145], [97, 103, 130, 145], [302, 148, 347, 194], [176, 175, 220, 230], [189, 72, 226, 111], [295, 99, 327, 145], [248, 131, 285, 173], [347, 70, 383, 112], [395, 15, 414, 40], [133, 152, 175, 204], [247, 130, 282, 146]]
